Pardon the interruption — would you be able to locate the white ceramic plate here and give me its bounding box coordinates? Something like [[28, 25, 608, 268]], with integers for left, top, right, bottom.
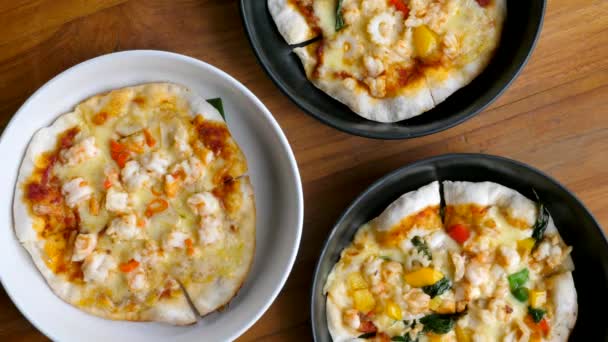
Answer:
[[0, 50, 303, 341]]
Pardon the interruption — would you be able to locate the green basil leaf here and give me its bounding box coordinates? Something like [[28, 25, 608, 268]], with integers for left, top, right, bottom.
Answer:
[[531, 189, 549, 243], [422, 277, 451, 298], [358, 332, 376, 339], [391, 336, 406, 341], [420, 312, 466, 334], [206, 98, 225, 119], [335, 0, 345, 31], [528, 306, 546, 323], [412, 236, 432, 260]]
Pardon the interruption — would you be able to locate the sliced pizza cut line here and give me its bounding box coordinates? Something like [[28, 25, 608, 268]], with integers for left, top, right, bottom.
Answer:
[[13, 83, 256, 325]]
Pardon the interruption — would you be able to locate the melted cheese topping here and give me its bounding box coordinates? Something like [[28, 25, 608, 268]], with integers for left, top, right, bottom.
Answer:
[[308, 0, 504, 98], [21, 84, 251, 317], [326, 202, 573, 341]]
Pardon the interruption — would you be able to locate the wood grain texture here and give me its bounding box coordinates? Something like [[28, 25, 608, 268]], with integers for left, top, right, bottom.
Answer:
[[0, 0, 606, 341]]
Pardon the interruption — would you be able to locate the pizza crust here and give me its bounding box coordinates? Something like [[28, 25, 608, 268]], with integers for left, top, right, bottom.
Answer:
[[268, 0, 318, 44], [294, 44, 435, 123], [442, 181, 538, 227], [14, 111, 82, 243], [546, 272, 577, 341], [372, 181, 440, 232]]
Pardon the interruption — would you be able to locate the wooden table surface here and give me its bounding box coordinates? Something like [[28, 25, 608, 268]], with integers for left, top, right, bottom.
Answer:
[[0, 0, 606, 341]]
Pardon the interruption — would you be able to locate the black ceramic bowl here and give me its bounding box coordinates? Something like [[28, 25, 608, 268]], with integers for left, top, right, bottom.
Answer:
[[311, 154, 608, 340], [240, 1, 546, 139]]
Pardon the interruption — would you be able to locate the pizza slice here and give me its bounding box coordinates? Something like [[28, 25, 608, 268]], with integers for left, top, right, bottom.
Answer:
[[442, 181, 576, 341], [324, 181, 447, 340], [174, 176, 256, 316]]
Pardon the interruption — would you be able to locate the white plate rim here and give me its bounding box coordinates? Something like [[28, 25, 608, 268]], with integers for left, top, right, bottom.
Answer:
[[0, 50, 304, 341]]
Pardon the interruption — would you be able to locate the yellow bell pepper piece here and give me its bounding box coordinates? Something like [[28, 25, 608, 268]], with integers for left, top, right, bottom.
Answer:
[[353, 289, 376, 313], [456, 326, 472, 342], [347, 272, 368, 290], [429, 296, 442, 311], [530, 334, 542, 342], [413, 25, 438, 58], [428, 334, 445, 342], [517, 238, 536, 256], [404, 268, 444, 287], [385, 300, 402, 320], [530, 290, 547, 308]]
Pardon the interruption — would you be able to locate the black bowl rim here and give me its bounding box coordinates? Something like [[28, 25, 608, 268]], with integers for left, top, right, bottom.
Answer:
[[309, 153, 608, 340], [239, 1, 547, 140]]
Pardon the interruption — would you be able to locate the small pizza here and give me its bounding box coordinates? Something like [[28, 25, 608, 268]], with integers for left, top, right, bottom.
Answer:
[[13, 83, 256, 325], [325, 181, 577, 341], [268, 0, 506, 122]]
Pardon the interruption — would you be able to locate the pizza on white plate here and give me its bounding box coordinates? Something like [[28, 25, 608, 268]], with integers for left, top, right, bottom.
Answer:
[[13, 83, 255, 324], [325, 181, 576, 341], [268, 0, 505, 122]]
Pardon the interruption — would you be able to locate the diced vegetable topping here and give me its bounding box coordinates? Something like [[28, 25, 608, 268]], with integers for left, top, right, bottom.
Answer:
[[389, 0, 410, 16], [385, 300, 403, 320], [420, 312, 466, 335], [422, 277, 451, 298], [446, 224, 470, 244], [512, 287, 529, 302], [455, 326, 472, 342], [413, 25, 438, 58], [145, 198, 169, 217], [508, 268, 529, 302], [347, 272, 369, 290], [525, 315, 550, 336], [109, 140, 130, 168], [529, 290, 547, 308], [528, 306, 546, 323], [508, 268, 529, 289], [143, 128, 156, 147], [517, 238, 536, 256], [353, 289, 376, 312], [119, 259, 140, 273], [475, 0, 490, 7], [404, 268, 444, 287]]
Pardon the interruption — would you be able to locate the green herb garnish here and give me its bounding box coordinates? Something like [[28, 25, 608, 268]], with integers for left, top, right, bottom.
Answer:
[[508, 268, 529, 290], [422, 277, 451, 298], [512, 287, 529, 302], [528, 306, 546, 323], [412, 236, 432, 260], [379, 256, 393, 261], [358, 332, 377, 339], [206, 98, 225, 119], [531, 189, 550, 243], [391, 334, 418, 342], [420, 312, 466, 335], [508, 268, 530, 302], [335, 0, 345, 31]]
